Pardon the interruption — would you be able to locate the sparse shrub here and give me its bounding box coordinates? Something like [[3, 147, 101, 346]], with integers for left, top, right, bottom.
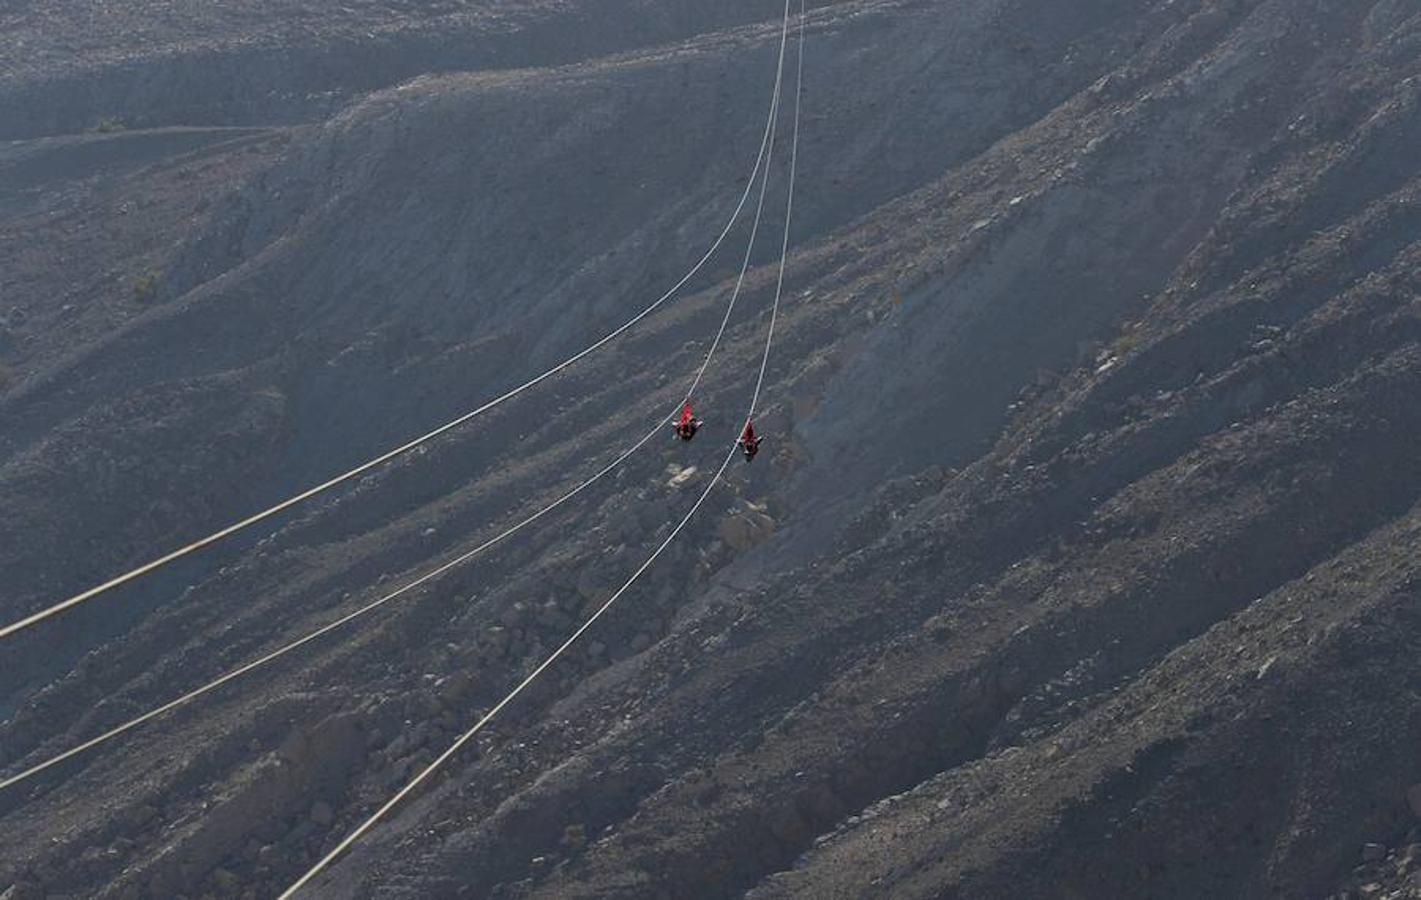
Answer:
[[1113, 330, 1141, 355], [132, 272, 159, 304], [92, 116, 126, 134], [560, 823, 587, 851]]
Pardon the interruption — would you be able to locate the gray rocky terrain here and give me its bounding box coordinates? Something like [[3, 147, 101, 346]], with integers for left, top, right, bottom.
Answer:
[[4, 1, 1421, 898]]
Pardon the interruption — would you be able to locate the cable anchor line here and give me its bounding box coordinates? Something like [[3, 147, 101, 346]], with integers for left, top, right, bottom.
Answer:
[[0, 0, 796, 796], [281, 1, 804, 893], [0, 13, 799, 645]]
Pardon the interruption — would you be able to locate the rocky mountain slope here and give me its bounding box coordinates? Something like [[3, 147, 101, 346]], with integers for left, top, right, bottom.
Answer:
[[4, 1, 1421, 898]]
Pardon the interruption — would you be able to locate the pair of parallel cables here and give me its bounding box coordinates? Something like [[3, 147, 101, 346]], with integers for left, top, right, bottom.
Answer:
[[283, 4, 805, 890], [2, 7, 807, 877], [0, 0, 795, 646]]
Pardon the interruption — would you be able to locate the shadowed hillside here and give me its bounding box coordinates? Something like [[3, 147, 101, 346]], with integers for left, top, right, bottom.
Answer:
[[3, 1, 1421, 898]]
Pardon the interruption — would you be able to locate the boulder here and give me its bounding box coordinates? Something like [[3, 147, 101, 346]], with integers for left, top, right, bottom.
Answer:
[[717, 507, 775, 552], [537, 602, 572, 630], [276, 713, 363, 777], [437, 671, 475, 706], [482, 626, 510, 655], [666, 465, 698, 488]]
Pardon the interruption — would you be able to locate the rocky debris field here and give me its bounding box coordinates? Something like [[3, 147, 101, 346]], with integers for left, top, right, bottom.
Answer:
[[4, 0, 1421, 898], [1331, 826, 1421, 900]]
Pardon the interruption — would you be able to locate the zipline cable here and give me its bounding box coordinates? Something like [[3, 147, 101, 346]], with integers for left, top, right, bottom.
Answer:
[[0, 0, 796, 795], [281, 3, 804, 893], [0, 5, 796, 643]]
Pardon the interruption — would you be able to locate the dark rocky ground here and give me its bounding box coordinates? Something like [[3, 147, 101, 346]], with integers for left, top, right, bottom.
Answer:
[[3, 1, 1421, 898]]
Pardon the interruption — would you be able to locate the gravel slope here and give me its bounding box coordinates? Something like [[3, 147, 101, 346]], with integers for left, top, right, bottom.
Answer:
[[3, 2, 1421, 899]]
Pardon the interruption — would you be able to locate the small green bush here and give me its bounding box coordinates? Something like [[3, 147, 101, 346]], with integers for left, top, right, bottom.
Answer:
[[93, 117, 126, 134], [560, 823, 587, 850], [1113, 330, 1141, 355], [132, 272, 159, 304]]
